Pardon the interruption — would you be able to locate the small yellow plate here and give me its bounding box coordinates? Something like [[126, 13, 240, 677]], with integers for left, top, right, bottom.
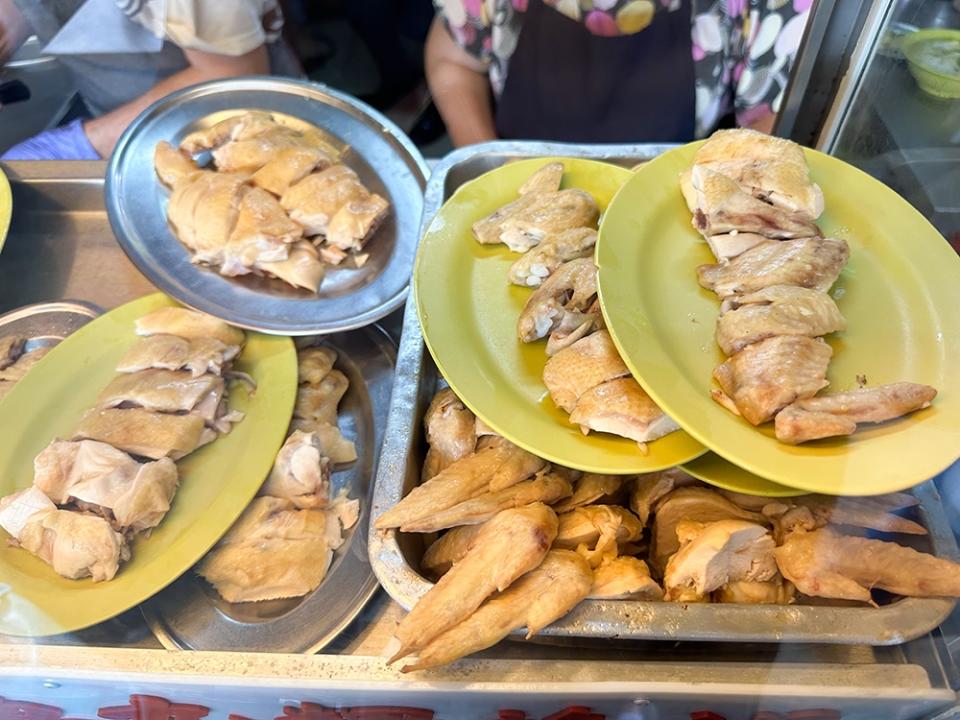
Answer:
[[0, 293, 297, 636], [597, 143, 960, 496], [415, 157, 706, 474], [0, 166, 11, 254]]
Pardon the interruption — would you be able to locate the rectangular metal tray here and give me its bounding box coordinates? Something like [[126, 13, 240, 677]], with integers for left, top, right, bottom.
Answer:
[[369, 141, 959, 646]]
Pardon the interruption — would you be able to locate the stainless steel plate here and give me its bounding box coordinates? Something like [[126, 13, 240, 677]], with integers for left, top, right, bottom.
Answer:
[[106, 77, 427, 335], [0, 300, 101, 353], [142, 323, 395, 653], [369, 141, 959, 646]]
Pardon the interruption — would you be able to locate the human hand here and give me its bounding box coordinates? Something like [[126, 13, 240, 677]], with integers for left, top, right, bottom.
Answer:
[[0, 0, 32, 65], [1, 119, 101, 160]]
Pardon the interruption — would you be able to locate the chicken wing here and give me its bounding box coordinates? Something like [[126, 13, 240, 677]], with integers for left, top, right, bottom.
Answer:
[[698, 237, 849, 300], [569, 377, 679, 447], [74, 407, 207, 460], [517, 162, 565, 196], [294, 369, 349, 425], [135, 307, 246, 347], [762, 493, 926, 537], [401, 549, 592, 672], [473, 189, 599, 252], [97, 369, 223, 414], [774, 382, 937, 444], [421, 523, 485, 578], [589, 555, 664, 600], [259, 430, 331, 507], [716, 285, 846, 356], [422, 388, 477, 481], [713, 335, 832, 425], [256, 240, 326, 293], [508, 228, 597, 288], [297, 346, 337, 385], [542, 330, 629, 414], [774, 527, 960, 602], [250, 145, 332, 197], [552, 473, 623, 514], [390, 504, 558, 663], [517, 258, 598, 343], [117, 335, 240, 378]]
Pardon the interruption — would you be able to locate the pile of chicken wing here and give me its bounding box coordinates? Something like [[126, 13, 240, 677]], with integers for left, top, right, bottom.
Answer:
[[473, 162, 679, 451], [196, 343, 359, 603], [0, 307, 246, 582], [154, 111, 389, 293], [682, 129, 936, 444], [376, 387, 960, 671]]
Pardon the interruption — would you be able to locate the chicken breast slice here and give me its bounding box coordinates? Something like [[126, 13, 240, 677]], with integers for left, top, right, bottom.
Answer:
[[74, 407, 207, 460], [135, 307, 246, 347], [542, 330, 630, 414], [280, 165, 368, 237], [117, 335, 240, 378], [250, 145, 333, 197], [569, 377, 679, 446], [97, 369, 223, 414]]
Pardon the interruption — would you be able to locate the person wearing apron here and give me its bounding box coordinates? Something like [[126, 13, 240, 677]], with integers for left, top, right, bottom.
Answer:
[[426, 0, 814, 145], [1, 0, 301, 160]]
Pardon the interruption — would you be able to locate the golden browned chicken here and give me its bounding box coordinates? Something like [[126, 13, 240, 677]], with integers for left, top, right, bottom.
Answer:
[[774, 527, 960, 602], [714, 578, 794, 605], [508, 228, 597, 288], [553, 473, 623, 514], [716, 285, 846, 356], [250, 146, 333, 197], [568, 377, 679, 448], [401, 549, 592, 672], [517, 257, 598, 344], [421, 523, 485, 578], [297, 346, 337, 385], [97, 369, 223, 414], [422, 388, 478, 481], [517, 162, 565, 196], [774, 382, 938, 444], [697, 236, 849, 300], [389, 503, 558, 663], [220, 186, 304, 277], [554, 505, 644, 552], [154, 141, 204, 188], [256, 240, 326, 292], [712, 335, 833, 425], [589, 555, 663, 600], [74, 407, 207, 460], [629, 468, 699, 527], [294, 369, 349, 426], [542, 330, 630, 414], [473, 189, 599, 252], [116, 335, 240, 378], [135, 307, 246, 347]]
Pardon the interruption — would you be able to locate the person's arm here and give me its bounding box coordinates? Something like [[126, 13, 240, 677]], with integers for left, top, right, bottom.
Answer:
[[0, 0, 32, 65], [424, 16, 496, 148], [83, 44, 269, 157]]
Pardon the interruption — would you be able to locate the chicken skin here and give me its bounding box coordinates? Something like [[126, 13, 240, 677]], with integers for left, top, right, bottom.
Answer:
[[135, 307, 246, 347], [553, 473, 623, 514], [589, 555, 663, 600], [517, 257, 598, 344], [569, 377, 679, 447], [517, 162, 565, 196], [74, 407, 207, 461], [294, 369, 349, 426], [508, 228, 597, 288], [116, 335, 240, 378], [542, 330, 630, 414], [421, 523, 485, 578], [473, 189, 599, 252], [297, 346, 337, 385], [258, 430, 331, 508], [422, 388, 477, 481], [256, 240, 326, 292], [97, 369, 222, 414]]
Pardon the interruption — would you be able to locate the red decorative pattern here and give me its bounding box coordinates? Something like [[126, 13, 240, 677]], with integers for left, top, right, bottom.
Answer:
[[0, 697, 64, 720], [278, 704, 434, 720], [542, 707, 604, 720], [98, 695, 209, 720]]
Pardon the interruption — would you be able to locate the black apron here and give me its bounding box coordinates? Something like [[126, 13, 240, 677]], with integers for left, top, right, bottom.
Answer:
[[495, 0, 696, 143]]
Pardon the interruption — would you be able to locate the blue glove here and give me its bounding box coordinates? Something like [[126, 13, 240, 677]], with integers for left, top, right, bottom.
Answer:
[[1, 118, 100, 160]]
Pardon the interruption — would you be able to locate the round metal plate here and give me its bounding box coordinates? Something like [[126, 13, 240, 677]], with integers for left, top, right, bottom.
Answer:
[[0, 300, 102, 349], [106, 77, 427, 335], [141, 324, 395, 653]]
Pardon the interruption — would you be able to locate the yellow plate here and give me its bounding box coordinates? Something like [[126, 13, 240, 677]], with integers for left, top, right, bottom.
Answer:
[[0, 293, 296, 636], [597, 142, 960, 496], [0, 166, 11, 254], [681, 453, 806, 498], [415, 157, 706, 474]]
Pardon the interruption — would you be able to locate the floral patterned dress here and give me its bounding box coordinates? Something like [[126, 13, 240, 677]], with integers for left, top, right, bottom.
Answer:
[[436, 0, 813, 138]]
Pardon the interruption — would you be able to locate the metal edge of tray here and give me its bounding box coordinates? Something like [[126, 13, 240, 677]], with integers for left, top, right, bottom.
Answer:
[[142, 322, 397, 654], [369, 140, 959, 646]]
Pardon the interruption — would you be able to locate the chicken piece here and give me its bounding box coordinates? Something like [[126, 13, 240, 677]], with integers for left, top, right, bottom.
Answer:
[[326, 191, 390, 252], [375, 441, 546, 530], [762, 493, 927, 537], [589, 555, 664, 600], [390, 504, 558, 663], [33, 439, 179, 532], [154, 141, 203, 188], [220, 187, 304, 277], [629, 468, 699, 526], [297, 346, 337, 385], [508, 228, 597, 288], [552, 473, 623, 514], [400, 471, 572, 533], [422, 388, 477, 482], [713, 335, 832, 426], [97, 369, 222, 414], [715, 578, 795, 605], [280, 165, 369, 237], [774, 382, 938, 445], [421, 524, 485, 578], [554, 505, 644, 553], [250, 145, 332, 197], [259, 430, 331, 508], [116, 335, 239, 379], [569, 377, 679, 448], [517, 162, 565, 196], [293, 369, 349, 426], [542, 330, 629, 414], [0, 487, 128, 581], [472, 189, 599, 252], [401, 549, 592, 672], [288, 419, 357, 464], [689, 167, 820, 242], [698, 236, 849, 300], [168, 171, 248, 265], [651, 487, 768, 572], [774, 527, 960, 602], [0, 335, 25, 370], [256, 240, 326, 293], [179, 111, 268, 153], [664, 520, 778, 602], [692, 129, 824, 218], [716, 285, 846, 356], [517, 258, 597, 344], [545, 303, 604, 357], [74, 407, 206, 460], [0, 346, 51, 383], [136, 307, 245, 347], [196, 496, 345, 602]]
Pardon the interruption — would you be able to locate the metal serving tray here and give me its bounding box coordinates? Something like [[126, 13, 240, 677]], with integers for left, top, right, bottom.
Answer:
[[369, 141, 960, 646]]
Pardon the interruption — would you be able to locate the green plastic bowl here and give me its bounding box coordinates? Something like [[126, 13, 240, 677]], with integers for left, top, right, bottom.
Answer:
[[901, 29, 960, 99]]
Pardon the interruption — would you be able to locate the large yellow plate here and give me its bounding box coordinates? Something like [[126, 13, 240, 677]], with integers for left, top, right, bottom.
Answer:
[[597, 143, 960, 496], [0, 165, 11, 254], [415, 157, 705, 474], [0, 293, 296, 636]]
